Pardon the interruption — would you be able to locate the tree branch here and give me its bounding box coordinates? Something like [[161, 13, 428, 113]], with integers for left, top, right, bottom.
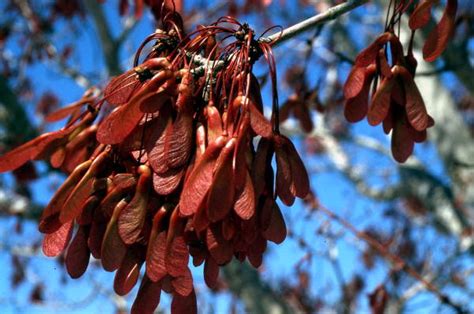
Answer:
[[83, 0, 121, 76], [265, 0, 369, 46], [316, 204, 469, 314]]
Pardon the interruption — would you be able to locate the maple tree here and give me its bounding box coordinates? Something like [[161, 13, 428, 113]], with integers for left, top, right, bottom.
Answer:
[[0, 0, 472, 313]]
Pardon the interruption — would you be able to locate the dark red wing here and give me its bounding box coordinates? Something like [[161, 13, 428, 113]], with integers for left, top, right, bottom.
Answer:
[[103, 70, 141, 106]]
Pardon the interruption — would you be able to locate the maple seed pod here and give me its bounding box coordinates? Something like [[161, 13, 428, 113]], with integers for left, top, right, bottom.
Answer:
[[114, 249, 144, 296], [146, 231, 168, 282], [341, 0, 456, 163], [65, 226, 90, 279], [39, 159, 92, 234], [102, 199, 129, 271], [246, 96, 273, 139], [205, 104, 223, 144], [164, 71, 194, 169], [104, 57, 171, 106], [59, 146, 112, 224], [367, 77, 394, 126], [344, 66, 366, 100], [146, 205, 169, 260], [422, 0, 457, 62], [131, 276, 162, 314], [118, 165, 152, 245], [98, 70, 174, 145], [207, 138, 237, 222], [179, 135, 227, 217], [42, 220, 73, 257]]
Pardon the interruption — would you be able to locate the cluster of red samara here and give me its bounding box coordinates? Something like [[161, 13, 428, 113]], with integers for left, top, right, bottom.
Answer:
[[343, 0, 457, 162], [0, 13, 309, 314]]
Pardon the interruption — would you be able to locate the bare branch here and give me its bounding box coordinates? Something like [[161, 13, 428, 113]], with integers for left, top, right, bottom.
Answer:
[[115, 17, 138, 48], [316, 204, 469, 314], [321, 132, 402, 200], [83, 0, 121, 75], [264, 0, 369, 46]]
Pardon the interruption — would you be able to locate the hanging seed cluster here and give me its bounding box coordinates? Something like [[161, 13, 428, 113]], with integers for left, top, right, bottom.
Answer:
[[343, 0, 457, 162], [0, 16, 309, 313]]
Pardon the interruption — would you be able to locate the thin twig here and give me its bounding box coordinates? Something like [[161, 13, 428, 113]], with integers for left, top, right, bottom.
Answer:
[[316, 204, 468, 314], [12, 0, 92, 87], [116, 17, 138, 48], [263, 0, 369, 46]]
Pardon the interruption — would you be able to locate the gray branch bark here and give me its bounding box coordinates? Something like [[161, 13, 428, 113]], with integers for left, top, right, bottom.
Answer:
[[83, 0, 122, 76], [266, 0, 369, 46]]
